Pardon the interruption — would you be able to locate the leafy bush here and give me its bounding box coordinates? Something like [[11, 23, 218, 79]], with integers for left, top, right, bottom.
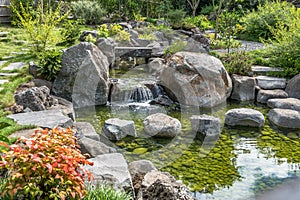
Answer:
[[71, 0, 106, 25], [183, 15, 213, 31], [97, 24, 130, 42], [11, 2, 67, 57], [239, 1, 298, 40], [167, 9, 186, 29], [0, 128, 93, 199], [164, 40, 187, 55], [220, 50, 252, 76], [84, 184, 132, 200], [60, 19, 83, 46], [38, 49, 62, 81], [264, 17, 300, 78]]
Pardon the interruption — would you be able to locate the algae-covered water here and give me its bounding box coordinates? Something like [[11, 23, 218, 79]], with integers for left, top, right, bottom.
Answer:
[[75, 65, 300, 199]]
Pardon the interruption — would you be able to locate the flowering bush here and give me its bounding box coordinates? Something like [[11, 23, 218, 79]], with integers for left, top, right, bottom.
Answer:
[[0, 128, 93, 199]]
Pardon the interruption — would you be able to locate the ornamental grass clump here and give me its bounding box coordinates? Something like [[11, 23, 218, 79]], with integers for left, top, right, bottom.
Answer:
[[0, 128, 94, 200]]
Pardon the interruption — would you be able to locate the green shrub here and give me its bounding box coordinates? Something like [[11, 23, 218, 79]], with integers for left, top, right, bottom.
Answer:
[[11, 2, 67, 57], [164, 40, 187, 55], [239, 1, 298, 40], [60, 19, 83, 46], [0, 128, 93, 199], [167, 9, 186, 29], [264, 17, 300, 78], [138, 33, 157, 41], [84, 184, 132, 200], [183, 15, 213, 31], [97, 24, 130, 42], [38, 49, 62, 81], [71, 0, 106, 25], [221, 50, 252, 76], [97, 24, 109, 38]]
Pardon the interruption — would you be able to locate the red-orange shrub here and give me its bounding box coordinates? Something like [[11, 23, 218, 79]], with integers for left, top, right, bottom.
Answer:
[[0, 128, 93, 199]]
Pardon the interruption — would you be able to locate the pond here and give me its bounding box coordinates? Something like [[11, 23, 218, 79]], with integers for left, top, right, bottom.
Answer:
[[75, 64, 300, 200]]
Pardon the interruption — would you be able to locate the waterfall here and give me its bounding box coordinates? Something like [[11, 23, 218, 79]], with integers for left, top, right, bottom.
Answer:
[[128, 86, 153, 103]]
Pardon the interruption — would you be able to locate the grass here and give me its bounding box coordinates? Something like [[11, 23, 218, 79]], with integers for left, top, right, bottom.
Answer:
[[84, 184, 132, 200]]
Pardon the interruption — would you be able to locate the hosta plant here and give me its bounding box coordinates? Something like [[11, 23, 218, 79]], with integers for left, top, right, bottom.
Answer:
[[0, 128, 94, 199]]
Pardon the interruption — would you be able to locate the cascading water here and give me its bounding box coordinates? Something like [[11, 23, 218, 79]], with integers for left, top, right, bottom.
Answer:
[[128, 85, 153, 103]]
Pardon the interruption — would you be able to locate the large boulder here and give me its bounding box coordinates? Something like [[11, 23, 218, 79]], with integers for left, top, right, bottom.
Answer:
[[14, 86, 58, 111], [190, 115, 221, 136], [285, 74, 300, 99], [143, 113, 181, 138], [267, 98, 300, 112], [268, 108, 300, 129], [225, 108, 265, 127], [147, 58, 166, 76], [52, 42, 109, 108], [256, 76, 286, 90], [230, 75, 256, 101], [96, 37, 117, 66], [137, 171, 195, 200], [102, 118, 136, 141], [85, 153, 133, 192], [159, 52, 232, 108], [257, 89, 288, 104]]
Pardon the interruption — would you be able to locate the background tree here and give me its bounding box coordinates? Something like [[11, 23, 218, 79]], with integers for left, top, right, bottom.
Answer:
[[186, 0, 201, 17]]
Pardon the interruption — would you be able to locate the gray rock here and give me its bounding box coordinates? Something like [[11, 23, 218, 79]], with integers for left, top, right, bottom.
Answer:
[[190, 115, 221, 136], [14, 86, 58, 111], [52, 42, 109, 108], [96, 37, 117, 66], [143, 113, 181, 138], [73, 122, 100, 141], [2, 62, 26, 71], [184, 37, 208, 53], [285, 74, 300, 99], [0, 79, 8, 85], [7, 109, 73, 129], [268, 108, 300, 129], [267, 98, 300, 112], [256, 76, 286, 89], [102, 118, 136, 141], [147, 58, 166, 76], [129, 160, 158, 195], [159, 52, 232, 108], [225, 108, 265, 127], [257, 89, 288, 104], [137, 171, 195, 200], [78, 136, 116, 158], [85, 153, 133, 192], [230, 74, 256, 101], [49, 96, 75, 121], [251, 65, 283, 76]]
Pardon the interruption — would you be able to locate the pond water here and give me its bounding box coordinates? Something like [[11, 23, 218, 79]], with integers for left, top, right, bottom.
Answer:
[[75, 64, 300, 200]]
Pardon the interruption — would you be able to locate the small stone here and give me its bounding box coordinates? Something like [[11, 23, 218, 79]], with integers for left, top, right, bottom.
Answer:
[[102, 118, 136, 141], [225, 108, 265, 127], [257, 89, 288, 104]]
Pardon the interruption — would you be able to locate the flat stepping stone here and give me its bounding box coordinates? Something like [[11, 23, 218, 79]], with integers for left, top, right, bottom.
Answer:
[[7, 109, 73, 129], [8, 128, 39, 139], [256, 76, 286, 90], [0, 87, 3, 91], [225, 108, 265, 127], [102, 118, 136, 141], [190, 114, 221, 136], [0, 79, 8, 85], [267, 98, 300, 112], [0, 72, 19, 77], [268, 108, 300, 129], [0, 60, 7, 66], [0, 32, 9, 37], [257, 89, 288, 104], [251, 65, 283, 76], [2, 62, 26, 71]]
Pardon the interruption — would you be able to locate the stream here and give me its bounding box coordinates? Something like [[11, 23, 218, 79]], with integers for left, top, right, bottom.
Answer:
[[76, 64, 300, 200]]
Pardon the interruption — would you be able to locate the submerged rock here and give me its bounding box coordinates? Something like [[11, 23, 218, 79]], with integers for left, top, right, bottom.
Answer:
[[257, 89, 288, 104], [267, 98, 300, 112], [230, 75, 256, 101], [225, 108, 265, 127], [285, 74, 300, 99], [102, 118, 136, 141], [190, 114, 221, 136], [143, 113, 181, 138], [268, 108, 300, 129], [159, 52, 232, 108]]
